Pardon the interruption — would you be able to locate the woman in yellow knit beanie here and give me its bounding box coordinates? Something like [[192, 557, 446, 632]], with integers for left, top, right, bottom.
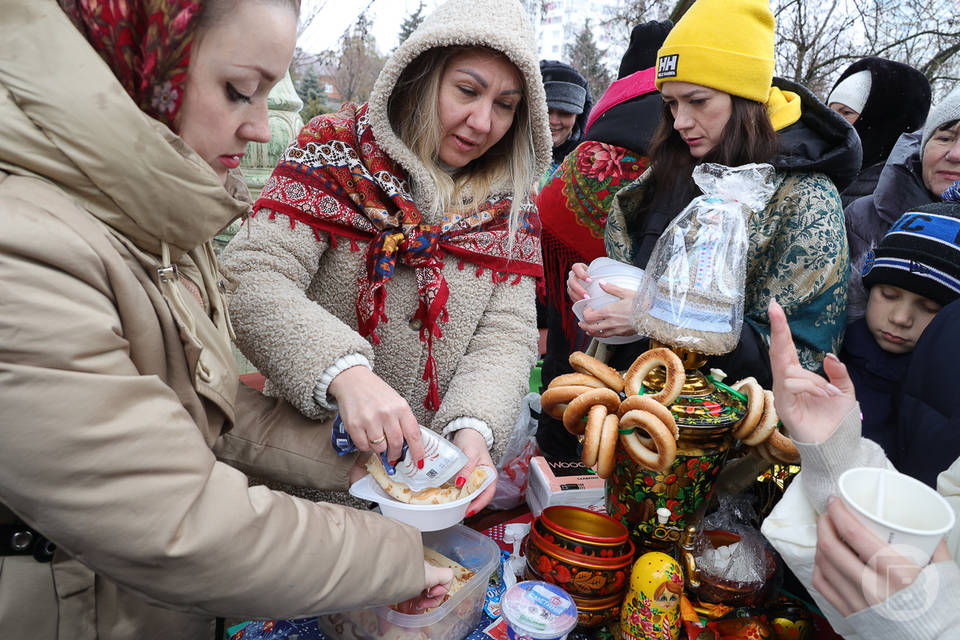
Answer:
[[559, 0, 862, 394]]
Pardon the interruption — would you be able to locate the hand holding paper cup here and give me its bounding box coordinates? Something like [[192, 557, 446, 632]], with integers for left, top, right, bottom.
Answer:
[[837, 467, 955, 565]]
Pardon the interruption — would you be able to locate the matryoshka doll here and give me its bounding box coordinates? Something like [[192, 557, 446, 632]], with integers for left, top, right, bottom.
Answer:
[[620, 552, 682, 640]]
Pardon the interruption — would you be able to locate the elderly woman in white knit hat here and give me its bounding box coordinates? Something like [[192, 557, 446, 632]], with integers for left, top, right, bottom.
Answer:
[[558, 0, 859, 398], [222, 0, 552, 516], [844, 84, 960, 321]]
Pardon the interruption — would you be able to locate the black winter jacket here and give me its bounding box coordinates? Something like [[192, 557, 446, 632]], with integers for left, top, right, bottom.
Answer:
[[840, 318, 911, 460], [894, 299, 960, 487]]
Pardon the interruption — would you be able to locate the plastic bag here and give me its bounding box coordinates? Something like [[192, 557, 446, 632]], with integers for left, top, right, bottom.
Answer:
[[488, 392, 541, 510], [696, 494, 772, 587], [632, 163, 776, 354]]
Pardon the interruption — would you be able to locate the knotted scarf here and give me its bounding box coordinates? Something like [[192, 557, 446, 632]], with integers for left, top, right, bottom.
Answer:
[[536, 140, 649, 351], [58, 0, 201, 128], [253, 102, 543, 411]]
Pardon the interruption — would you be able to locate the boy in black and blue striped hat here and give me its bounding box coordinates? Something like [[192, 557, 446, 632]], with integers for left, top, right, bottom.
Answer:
[[840, 199, 960, 480]]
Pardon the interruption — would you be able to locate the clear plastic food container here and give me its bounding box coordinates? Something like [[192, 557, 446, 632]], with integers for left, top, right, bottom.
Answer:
[[317, 525, 500, 640], [500, 580, 578, 640]]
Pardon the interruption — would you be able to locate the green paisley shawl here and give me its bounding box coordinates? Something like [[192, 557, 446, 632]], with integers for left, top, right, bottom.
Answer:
[[605, 169, 848, 371]]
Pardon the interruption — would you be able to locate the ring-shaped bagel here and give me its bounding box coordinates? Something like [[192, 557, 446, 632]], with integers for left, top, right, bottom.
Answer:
[[596, 414, 619, 479], [563, 388, 622, 435], [547, 372, 607, 390], [623, 348, 685, 405], [742, 390, 779, 446], [731, 377, 764, 440], [618, 409, 677, 472], [569, 351, 625, 393], [752, 439, 777, 464], [540, 385, 593, 420], [766, 426, 800, 463], [617, 394, 678, 440], [581, 405, 609, 467]]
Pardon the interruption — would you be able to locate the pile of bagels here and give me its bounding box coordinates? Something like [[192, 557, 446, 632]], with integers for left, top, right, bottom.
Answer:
[[541, 348, 799, 480]]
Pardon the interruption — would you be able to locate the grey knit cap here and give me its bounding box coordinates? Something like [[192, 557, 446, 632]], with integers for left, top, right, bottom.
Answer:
[[922, 85, 960, 149]]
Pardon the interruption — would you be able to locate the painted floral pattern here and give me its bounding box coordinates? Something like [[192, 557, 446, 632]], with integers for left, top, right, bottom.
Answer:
[[525, 536, 627, 597], [607, 448, 728, 543]]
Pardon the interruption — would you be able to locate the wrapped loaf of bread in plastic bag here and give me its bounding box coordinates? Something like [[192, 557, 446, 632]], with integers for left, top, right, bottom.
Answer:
[[632, 163, 776, 354]]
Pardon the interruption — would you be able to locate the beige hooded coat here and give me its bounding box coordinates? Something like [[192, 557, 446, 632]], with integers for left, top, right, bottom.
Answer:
[[0, 2, 428, 639], [221, 0, 552, 464]]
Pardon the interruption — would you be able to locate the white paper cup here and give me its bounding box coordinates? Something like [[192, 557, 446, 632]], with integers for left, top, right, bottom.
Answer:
[[837, 467, 955, 565]]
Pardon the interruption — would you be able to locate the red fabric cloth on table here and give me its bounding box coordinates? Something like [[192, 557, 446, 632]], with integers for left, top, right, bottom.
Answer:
[[253, 102, 543, 411], [536, 141, 649, 351]]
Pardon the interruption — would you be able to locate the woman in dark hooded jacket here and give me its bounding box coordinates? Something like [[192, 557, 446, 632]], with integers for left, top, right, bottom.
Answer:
[[539, 60, 593, 184], [827, 57, 931, 207]]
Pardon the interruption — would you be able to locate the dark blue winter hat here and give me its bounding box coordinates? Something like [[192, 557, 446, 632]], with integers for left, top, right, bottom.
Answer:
[[862, 202, 960, 306]]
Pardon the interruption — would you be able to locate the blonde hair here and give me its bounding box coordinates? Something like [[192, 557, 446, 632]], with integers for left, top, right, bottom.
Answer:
[[388, 46, 537, 252]]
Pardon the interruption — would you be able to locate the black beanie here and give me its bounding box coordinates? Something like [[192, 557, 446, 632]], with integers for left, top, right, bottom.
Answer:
[[862, 202, 960, 307], [617, 19, 673, 79]]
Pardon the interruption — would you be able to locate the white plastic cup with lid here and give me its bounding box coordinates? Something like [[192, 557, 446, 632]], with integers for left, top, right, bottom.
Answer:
[[837, 466, 956, 565]]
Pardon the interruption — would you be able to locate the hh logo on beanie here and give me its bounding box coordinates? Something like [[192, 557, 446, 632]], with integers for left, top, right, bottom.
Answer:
[[658, 54, 678, 79]]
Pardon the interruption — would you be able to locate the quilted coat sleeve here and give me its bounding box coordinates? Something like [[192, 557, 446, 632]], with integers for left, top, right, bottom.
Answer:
[[430, 273, 540, 464], [221, 212, 375, 419], [0, 195, 425, 618], [742, 171, 849, 371]]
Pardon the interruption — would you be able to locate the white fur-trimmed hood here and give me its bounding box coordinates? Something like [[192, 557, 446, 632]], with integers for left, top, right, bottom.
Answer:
[[367, 0, 551, 215]]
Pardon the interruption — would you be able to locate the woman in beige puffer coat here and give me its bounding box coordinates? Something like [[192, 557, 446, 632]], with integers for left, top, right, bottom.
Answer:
[[0, 1, 452, 638]]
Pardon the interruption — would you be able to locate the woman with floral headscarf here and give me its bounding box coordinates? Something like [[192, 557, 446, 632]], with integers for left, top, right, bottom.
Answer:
[[0, 1, 452, 637]]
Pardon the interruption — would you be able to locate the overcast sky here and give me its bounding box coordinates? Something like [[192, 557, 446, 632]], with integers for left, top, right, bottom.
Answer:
[[299, 0, 443, 55]]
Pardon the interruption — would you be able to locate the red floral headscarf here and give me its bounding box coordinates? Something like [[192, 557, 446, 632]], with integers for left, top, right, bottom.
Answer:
[[58, 0, 202, 128]]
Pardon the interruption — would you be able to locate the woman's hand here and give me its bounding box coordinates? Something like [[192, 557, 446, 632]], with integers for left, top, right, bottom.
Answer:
[[768, 300, 855, 444], [812, 497, 951, 616], [451, 428, 496, 517], [393, 562, 454, 614], [566, 263, 591, 303], [578, 280, 639, 338], [328, 366, 425, 464]]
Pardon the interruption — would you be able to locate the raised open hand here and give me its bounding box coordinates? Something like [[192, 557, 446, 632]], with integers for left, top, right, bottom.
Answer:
[[768, 299, 856, 444]]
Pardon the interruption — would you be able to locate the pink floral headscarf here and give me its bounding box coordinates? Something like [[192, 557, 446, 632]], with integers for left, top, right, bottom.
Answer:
[[58, 0, 202, 128]]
